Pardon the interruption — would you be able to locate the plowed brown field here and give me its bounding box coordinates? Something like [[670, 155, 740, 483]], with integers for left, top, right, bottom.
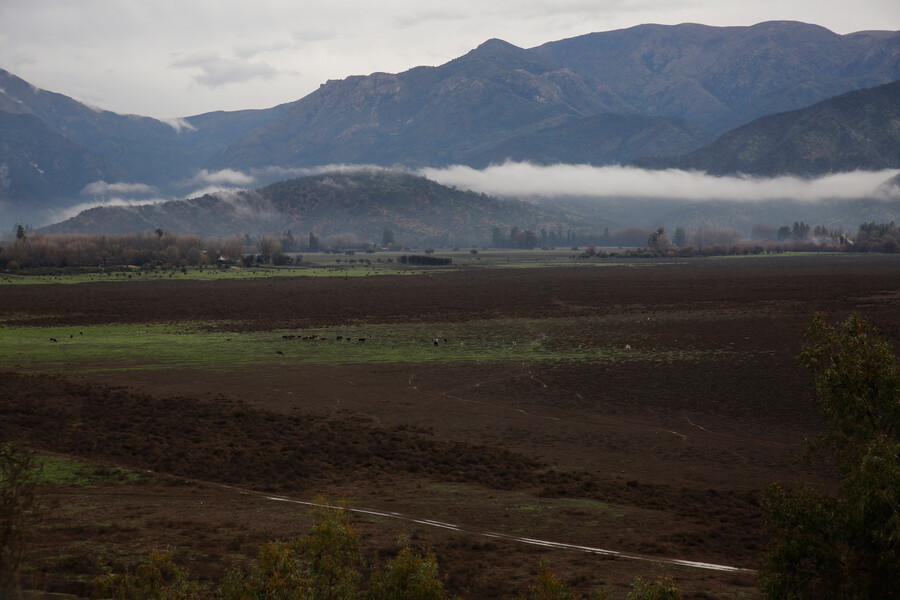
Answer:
[[4, 254, 900, 599]]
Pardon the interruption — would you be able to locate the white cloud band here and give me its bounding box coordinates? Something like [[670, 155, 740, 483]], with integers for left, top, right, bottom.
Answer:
[[419, 162, 900, 202]]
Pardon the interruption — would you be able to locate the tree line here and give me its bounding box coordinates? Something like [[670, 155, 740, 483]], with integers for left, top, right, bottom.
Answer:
[[0, 231, 244, 270], [640, 221, 900, 256], [0, 230, 315, 270]]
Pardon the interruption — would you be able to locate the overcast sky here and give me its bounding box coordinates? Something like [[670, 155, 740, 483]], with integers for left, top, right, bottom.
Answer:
[[1, 0, 897, 120]]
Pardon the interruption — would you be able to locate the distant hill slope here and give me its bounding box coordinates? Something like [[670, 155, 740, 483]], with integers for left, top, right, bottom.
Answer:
[[40, 170, 599, 245], [532, 21, 900, 134], [633, 80, 900, 175], [0, 111, 122, 200], [0, 68, 289, 209], [465, 113, 714, 167]]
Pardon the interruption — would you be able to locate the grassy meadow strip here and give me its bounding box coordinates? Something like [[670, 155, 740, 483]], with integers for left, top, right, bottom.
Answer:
[[32, 454, 148, 487], [0, 316, 753, 374], [0, 249, 681, 285], [0, 264, 420, 285]]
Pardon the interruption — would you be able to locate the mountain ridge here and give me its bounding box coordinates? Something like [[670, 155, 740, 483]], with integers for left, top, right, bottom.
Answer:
[[2, 20, 899, 230], [632, 79, 900, 175]]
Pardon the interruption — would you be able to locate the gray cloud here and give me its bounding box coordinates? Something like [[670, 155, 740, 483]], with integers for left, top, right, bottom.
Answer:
[[290, 28, 338, 44], [170, 54, 280, 89]]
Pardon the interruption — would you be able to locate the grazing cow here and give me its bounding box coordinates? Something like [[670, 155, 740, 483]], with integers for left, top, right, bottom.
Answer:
[[358, 338, 366, 343], [433, 337, 439, 346], [275, 350, 284, 355], [49, 338, 58, 343]]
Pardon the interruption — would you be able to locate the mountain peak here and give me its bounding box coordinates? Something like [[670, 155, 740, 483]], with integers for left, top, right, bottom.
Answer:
[[446, 37, 557, 77], [475, 38, 518, 51]]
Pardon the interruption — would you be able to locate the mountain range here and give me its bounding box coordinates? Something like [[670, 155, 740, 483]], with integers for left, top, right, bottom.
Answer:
[[2, 20, 899, 233]]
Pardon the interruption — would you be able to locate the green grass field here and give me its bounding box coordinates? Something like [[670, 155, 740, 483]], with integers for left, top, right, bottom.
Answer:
[[1, 315, 754, 374], [32, 454, 148, 487], [0, 248, 677, 285]]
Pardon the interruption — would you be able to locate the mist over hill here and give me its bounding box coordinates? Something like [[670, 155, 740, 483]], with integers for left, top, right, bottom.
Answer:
[[38, 170, 603, 246], [36, 167, 900, 244]]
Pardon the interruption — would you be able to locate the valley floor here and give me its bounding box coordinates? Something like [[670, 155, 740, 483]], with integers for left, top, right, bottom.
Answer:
[[4, 254, 900, 598]]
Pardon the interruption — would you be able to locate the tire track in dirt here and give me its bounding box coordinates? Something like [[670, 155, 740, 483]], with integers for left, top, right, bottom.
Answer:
[[260, 494, 755, 574], [408, 373, 562, 422], [407, 370, 696, 438]]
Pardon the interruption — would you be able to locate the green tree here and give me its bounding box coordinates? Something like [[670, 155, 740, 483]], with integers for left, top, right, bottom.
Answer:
[[366, 536, 452, 600], [218, 540, 305, 600], [95, 551, 201, 600], [219, 498, 362, 600], [647, 227, 670, 254], [672, 226, 686, 247], [515, 558, 609, 600], [382, 227, 396, 247], [759, 313, 900, 600], [300, 500, 363, 600], [0, 442, 37, 599], [626, 577, 681, 600], [491, 227, 505, 247], [791, 221, 810, 240]]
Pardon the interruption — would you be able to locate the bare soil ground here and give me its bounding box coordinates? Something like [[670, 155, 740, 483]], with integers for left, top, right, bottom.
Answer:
[[4, 254, 900, 599]]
